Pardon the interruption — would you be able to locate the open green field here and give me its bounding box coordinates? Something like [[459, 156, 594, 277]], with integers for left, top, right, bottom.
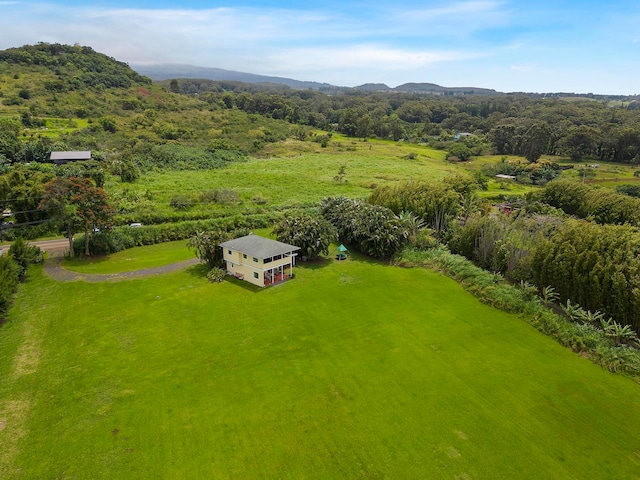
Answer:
[[105, 141, 640, 219], [106, 140, 458, 216], [2, 245, 640, 479]]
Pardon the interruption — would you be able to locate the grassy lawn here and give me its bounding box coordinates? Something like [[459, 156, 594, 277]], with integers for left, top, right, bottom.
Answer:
[[2, 250, 640, 478], [62, 240, 194, 274]]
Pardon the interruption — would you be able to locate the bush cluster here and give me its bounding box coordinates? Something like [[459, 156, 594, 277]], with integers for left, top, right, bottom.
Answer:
[[0, 255, 21, 316], [532, 219, 640, 332], [273, 213, 337, 260], [368, 178, 468, 233], [447, 207, 640, 334], [321, 197, 409, 259], [207, 267, 226, 283]]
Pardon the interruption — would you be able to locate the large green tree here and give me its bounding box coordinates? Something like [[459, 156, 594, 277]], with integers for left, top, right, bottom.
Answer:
[[273, 214, 337, 260], [321, 197, 409, 259], [39, 177, 114, 256], [521, 121, 552, 162], [0, 165, 54, 224], [558, 125, 598, 161], [188, 229, 250, 269]]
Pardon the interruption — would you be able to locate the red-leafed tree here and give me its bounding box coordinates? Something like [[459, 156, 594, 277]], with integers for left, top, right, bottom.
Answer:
[[39, 177, 114, 256]]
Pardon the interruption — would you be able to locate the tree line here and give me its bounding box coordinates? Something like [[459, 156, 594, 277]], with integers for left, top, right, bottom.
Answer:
[[444, 179, 640, 334], [198, 88, 640, 162]]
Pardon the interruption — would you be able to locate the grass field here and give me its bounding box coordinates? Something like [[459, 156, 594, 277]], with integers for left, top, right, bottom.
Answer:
[[2, 244, 640, 479], [106, 141, 457, 216]]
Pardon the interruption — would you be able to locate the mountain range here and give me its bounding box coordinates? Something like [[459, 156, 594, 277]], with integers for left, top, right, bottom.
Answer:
[[131, 63, 499, 95]]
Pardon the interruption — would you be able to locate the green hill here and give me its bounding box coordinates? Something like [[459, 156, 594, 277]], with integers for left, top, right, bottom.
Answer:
[[0, 43, 294, 156]]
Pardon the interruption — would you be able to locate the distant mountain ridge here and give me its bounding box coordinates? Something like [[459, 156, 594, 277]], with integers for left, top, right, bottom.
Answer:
[[132, 63, 499, 95], [391, 82, 498, 95], [132, 63, 337, 90]]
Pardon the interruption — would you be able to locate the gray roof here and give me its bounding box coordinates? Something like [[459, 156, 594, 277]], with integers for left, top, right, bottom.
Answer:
[[219, 234, 300, 259], [50, 151, 92, 161]]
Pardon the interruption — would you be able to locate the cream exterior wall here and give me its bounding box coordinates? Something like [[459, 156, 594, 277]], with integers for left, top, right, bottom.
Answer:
[[222, 248, 295, 287]]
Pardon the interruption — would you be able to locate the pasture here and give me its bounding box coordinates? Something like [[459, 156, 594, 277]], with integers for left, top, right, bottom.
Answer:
[[1, 243, 640, 478], [106, 140, 457, 217]]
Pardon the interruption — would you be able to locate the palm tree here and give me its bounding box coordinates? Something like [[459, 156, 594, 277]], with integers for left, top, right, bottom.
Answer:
[[561, 299, 587, 323], [601, 318, 639, 346], [581, 309, 605, 326], [541, 285, 560, 304], [396, 211, 425, 238]]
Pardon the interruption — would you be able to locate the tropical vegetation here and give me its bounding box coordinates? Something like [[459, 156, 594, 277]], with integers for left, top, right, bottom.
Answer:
[[2, 41, 640, 477]]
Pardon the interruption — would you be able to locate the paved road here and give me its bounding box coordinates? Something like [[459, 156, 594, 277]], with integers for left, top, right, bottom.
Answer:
[[0, 238, 70, 256]]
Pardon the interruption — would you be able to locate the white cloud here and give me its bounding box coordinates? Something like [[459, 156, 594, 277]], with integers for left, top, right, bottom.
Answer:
[[510, 64, 534, 73], [225, 45, 475, 86], [257, 44, 482, 78], [0, 1, 639, 93]]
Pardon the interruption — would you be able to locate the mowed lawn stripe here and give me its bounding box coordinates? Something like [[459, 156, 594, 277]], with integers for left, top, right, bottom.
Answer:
[[2, 258, 640, 478]]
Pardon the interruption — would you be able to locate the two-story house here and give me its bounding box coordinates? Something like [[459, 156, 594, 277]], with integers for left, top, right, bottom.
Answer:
[[218, 234, 300, 287]]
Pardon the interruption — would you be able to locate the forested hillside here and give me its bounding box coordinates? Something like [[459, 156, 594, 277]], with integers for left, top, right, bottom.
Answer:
[[166, 77, 640, 163]]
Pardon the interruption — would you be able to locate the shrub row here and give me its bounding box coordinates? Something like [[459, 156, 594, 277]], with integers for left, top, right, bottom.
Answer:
[[532, 219, 640, 332], [1, 222, 58, 241], [397, 246, 640, 379], [0, 255, 21, 317], [74, 212, 286, 255], [0, 238, 42, 319], [113, 203, 317, 227]]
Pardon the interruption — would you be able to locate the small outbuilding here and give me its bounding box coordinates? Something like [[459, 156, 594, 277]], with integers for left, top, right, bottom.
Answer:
[[219, 234, 300, 287], [454, 132, 473, 140], [50, 151, 92, 165]]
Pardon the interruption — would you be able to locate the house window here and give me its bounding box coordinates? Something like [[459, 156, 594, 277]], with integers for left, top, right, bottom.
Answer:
[[253, 272, 259, 279], [230, 262, 234, 268], [253, 257, 259, 263], [228, 249, 232, 255], [243, 254, 247, 259], [264, 257, 272, 264]]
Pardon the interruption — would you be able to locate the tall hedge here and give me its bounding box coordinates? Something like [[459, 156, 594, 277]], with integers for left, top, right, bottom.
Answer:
[[532, 219, 640, 332], [540, 179, 640, 226], [0, 254, 21, 316], [75, 212, 284, 255]]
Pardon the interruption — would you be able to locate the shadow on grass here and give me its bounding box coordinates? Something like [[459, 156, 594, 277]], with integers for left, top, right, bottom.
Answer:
[[224, 275, 264, 293], [185, 263, 210, 279], [185, 264, 264, 292], [296, 256, 332, 271]]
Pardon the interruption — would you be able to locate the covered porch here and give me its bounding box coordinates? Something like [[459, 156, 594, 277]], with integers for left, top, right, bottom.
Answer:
[[263, 263, 294, 286]]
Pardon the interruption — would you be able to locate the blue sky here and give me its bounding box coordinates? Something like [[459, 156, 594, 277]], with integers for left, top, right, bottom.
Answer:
[[1, 0, 639, 94]]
